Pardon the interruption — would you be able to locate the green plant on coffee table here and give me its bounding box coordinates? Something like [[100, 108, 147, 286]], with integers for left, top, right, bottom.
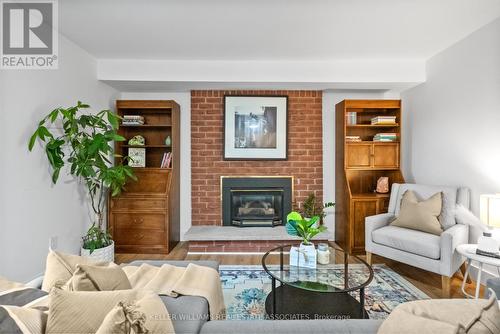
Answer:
[[286, 212, 327, 245], [301, 193, 335, 219], [28, 101, 136, 253]]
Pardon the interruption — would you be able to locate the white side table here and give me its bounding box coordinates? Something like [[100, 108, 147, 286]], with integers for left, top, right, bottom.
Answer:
[[456, 244, 500, 299]]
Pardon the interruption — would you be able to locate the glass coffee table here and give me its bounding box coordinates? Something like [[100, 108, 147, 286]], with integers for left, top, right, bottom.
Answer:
[[262, 244, 373, 319]]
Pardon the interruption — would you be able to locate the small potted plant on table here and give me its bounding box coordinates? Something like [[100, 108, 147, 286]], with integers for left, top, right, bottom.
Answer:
[[29, 101, 136, 261], [286, 211, 327, 268]]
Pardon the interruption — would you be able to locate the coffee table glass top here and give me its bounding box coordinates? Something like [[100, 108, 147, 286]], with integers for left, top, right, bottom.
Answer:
[[262, 244, 373, 293]]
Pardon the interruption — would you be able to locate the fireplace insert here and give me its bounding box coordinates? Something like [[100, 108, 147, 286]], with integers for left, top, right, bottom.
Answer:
[[231, 190, 283, 227], [221, 176, 293, 227]]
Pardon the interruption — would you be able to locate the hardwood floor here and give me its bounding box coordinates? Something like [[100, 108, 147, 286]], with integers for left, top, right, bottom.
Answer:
[[115, 241, 484, 299]]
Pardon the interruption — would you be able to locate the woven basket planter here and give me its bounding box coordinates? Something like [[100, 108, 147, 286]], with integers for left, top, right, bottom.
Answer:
[[80, 241, 114, 262]]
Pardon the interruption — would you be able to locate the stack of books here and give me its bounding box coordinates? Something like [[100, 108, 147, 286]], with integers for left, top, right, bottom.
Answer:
[[371, 116, 396, 125], [346, 112, 357, 125], [346, 135, 362, 142], [122, 115, 145, 126], [160, 152, 172, 168], [373, 133, 398, 142]]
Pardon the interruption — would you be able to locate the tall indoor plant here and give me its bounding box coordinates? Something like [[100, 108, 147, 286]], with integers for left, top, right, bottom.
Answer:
[[28, 101, 136, 260]]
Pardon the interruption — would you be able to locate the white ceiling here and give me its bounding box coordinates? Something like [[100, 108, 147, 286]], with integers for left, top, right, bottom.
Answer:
[[60, 0, 500, 61]]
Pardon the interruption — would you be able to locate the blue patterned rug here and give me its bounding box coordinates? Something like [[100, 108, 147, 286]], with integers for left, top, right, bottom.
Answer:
[[220, 264, 429, 320]]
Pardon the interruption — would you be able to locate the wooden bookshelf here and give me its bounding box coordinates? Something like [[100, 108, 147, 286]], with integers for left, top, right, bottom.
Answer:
[[335, 100, 404, 255], [108, 100, 180, 254]]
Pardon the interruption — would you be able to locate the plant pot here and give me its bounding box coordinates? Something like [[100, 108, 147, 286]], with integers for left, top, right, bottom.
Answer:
[[81, 241, 114, 262], [298, 242, 317, 268]]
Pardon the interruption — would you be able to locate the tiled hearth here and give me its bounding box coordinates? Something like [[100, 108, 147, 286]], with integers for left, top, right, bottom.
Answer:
[[185, 226, 331, 253]]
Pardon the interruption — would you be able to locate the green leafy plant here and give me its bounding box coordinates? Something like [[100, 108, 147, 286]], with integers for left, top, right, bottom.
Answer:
[[285, 211, 327, 245], [28, 101, 136, 253], [300, 193, 335, 220]]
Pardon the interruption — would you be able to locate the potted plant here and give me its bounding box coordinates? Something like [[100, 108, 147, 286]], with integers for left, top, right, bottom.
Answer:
[[28, 101, 136, 261], [299, 193, 335, 227], [286, 211, 327, 267], [286, 211, 327, 246]]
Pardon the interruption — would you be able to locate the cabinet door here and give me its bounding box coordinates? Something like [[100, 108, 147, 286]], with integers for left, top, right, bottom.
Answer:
[[346, 144, 372, 168], [350, 200, 378, 252], [373, 143, 399, 169]]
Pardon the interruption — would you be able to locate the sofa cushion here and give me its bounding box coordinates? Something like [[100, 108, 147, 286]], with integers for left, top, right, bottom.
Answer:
[[200, 319, 384, 334], [392, 184, 458, 230], [161, 295, 209, 334], [42, 250, 107, 292], [68, 263, 132, 291], [390, 190, 443, 236], [46, 288, 145, 334], [372, 225, 441, 260]]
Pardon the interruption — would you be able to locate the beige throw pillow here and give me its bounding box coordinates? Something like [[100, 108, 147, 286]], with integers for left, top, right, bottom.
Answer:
[[67, 263, 132, 291], [391, 190, 443, 235], [96, 291, 175, 334], [41, 251, 107, 292], [46, 288, 144, 334], [377, 293, 500, 334]]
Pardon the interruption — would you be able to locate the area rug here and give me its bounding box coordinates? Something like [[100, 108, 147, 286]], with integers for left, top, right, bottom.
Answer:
[[220, 264, 429, 320]]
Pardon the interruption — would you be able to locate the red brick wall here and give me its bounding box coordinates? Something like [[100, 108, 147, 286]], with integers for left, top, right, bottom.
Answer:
[[191, 90, 323, 226]]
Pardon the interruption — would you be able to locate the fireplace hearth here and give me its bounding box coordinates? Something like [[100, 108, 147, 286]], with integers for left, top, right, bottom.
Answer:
[[221, 177, 293, 227]]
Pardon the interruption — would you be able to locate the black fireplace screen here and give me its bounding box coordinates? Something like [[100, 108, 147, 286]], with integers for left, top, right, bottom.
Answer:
[[221, 177, 292, 227], [231, 190, 283, 227]]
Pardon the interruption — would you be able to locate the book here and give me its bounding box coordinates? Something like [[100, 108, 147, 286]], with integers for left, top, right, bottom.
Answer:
[[346, 135, 362, 142], [160, 152, 167, 168], [123, 115, 144, 119], [122, 115, 145, 126], [371, 116, 396, 125], [160, 152, 172, 168], [346, 112, 357, 125], [374, 132, 397, 142]]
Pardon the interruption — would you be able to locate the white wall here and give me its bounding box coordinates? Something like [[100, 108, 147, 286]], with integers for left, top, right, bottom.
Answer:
[[0, 34, 118, 282], [322, 90, 388, 236], [120, 92, 191, 240], [401, 18, 500, 216], [402, 18, 500, 283]]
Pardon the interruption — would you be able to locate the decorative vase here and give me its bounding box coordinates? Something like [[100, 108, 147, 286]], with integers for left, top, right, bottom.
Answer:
[[164, 136, 172, 147], [81, 241, 114, 262]]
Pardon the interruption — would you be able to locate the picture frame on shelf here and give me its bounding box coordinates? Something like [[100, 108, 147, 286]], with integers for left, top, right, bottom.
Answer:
[[223, 95, 288, 160]]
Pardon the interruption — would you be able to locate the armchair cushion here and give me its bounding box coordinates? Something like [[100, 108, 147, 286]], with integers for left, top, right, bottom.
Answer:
[[390, 190, 443, 235], [390, 184, 459, 230], [372, 226, 441, 260]]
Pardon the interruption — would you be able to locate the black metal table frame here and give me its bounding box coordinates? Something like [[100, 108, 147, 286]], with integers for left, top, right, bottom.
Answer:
[[262, 244, 374, 319]]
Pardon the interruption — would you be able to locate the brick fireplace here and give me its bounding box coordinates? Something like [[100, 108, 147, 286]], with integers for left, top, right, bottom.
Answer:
[[188, 90, 325, 252], [191, 90, 324, 227]]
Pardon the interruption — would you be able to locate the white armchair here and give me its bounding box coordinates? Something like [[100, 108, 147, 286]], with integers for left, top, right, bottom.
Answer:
[[365, 183, 470, 297]]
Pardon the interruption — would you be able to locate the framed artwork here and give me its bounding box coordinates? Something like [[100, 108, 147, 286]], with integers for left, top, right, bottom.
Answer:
[[224, 95, 288, 160]]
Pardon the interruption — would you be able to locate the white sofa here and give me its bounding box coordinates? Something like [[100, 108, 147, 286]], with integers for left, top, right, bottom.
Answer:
[[365, 183, 470, 297]]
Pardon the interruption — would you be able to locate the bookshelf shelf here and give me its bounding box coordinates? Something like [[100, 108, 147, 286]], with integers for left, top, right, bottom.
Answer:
[[346, 124, 399, 128], [122, 145, 172, 149], [346, 141, 400, 144], [120, 124, 172, 128]]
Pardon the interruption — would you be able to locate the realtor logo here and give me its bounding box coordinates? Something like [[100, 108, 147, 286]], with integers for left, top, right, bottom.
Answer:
[[1, 0, 58, 69]]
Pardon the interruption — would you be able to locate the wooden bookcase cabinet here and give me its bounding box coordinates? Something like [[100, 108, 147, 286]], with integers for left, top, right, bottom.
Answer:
[[108, 100, 180, 254], [335, 100, 404, 254]]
